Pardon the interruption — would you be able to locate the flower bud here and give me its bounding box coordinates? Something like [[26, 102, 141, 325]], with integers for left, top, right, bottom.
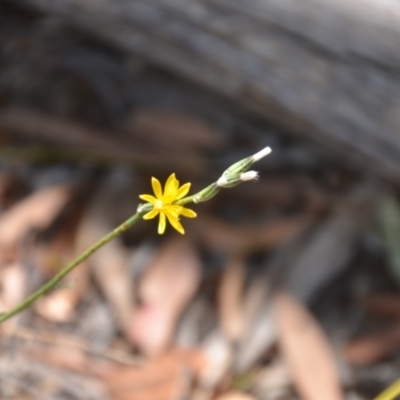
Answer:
[[217, 175, 241, 188], [251, 146, 272, 162], [222, 157, 253, 177], [217, 170, 260, 188], [221, 146, 272, 177], [240, 171, 259, 182]]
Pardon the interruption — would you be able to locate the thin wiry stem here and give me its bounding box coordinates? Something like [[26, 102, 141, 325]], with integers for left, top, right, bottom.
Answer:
[[0, 211, 145, 324], [0, 193, 202, 325]]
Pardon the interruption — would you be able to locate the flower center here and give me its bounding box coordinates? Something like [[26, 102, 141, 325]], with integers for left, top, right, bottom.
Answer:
[[154, 199, 163, 210]]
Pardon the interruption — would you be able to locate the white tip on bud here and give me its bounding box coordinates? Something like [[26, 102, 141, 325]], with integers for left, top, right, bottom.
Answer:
[[252, 146, 272, 162], [240, 171, 259, 182], [217, 175, 228, 187]]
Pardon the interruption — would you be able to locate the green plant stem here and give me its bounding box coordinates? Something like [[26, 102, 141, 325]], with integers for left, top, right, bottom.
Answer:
[[0, 211, 146, 324], [175, 183, 219, 206], [0, 189, 203, 325]]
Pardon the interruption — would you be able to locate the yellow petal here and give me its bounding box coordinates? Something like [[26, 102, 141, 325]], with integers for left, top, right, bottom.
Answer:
[[176, 183, 191, 200], [164, 173, 179, 198], [158, 212, 166, 234], [167, 205, 182, 216], [151, 177, 163, 199], [180, 207, 197, 218], [139, 194, 157, 203], [165, 211, 185, 234], [143, 209, 159, 220]]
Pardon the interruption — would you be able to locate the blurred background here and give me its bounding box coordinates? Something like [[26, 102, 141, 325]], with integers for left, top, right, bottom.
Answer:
[[1, 0, 400, 399]]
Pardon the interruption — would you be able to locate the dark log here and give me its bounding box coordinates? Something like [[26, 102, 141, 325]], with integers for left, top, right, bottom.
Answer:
[[13, 0, 400, 182]]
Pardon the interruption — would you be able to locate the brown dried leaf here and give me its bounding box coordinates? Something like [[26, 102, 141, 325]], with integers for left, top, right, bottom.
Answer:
[[34, 264, 89, 322], [92, 244, 133, 332], [214, 392, 256, 400], [198, 331, 232, 389], [275, 290, 344, 400], [218, 257, 246, 341], [76, 216, 134, 335], [8, 326, 141, 366], [345, 321, 400, 366], [73, 172, 138, 336], [28, 198, 90, 322], [130, 238, 202, 356], [0, 262, 26, 316], [234, 298, 275, 373], [104, 349, 205, 400], [175, 296, 214, 348], [0, 184, 71, 256], [26, 343, 95, 373], [20, 343, 109, 398]]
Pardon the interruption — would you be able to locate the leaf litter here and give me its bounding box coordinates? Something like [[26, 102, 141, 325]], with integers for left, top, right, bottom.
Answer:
[[0, 121, 393, 400]]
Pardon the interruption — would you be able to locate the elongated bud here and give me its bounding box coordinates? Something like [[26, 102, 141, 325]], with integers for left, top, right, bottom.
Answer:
[[222, 146, 272, 177], [217, 170, 259, 188], [222, 157, 253, 177], [251, 146, 272, 162]]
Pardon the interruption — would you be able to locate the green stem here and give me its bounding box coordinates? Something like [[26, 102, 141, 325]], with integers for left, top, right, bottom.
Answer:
[[175, 195, 196, 206], [0, 211, 145, 324], [0, 190, 201, 325], [175, 183, 219, 206]]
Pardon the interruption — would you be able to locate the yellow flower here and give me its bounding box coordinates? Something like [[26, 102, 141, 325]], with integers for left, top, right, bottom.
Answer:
[[139, 173, 197, 234]]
